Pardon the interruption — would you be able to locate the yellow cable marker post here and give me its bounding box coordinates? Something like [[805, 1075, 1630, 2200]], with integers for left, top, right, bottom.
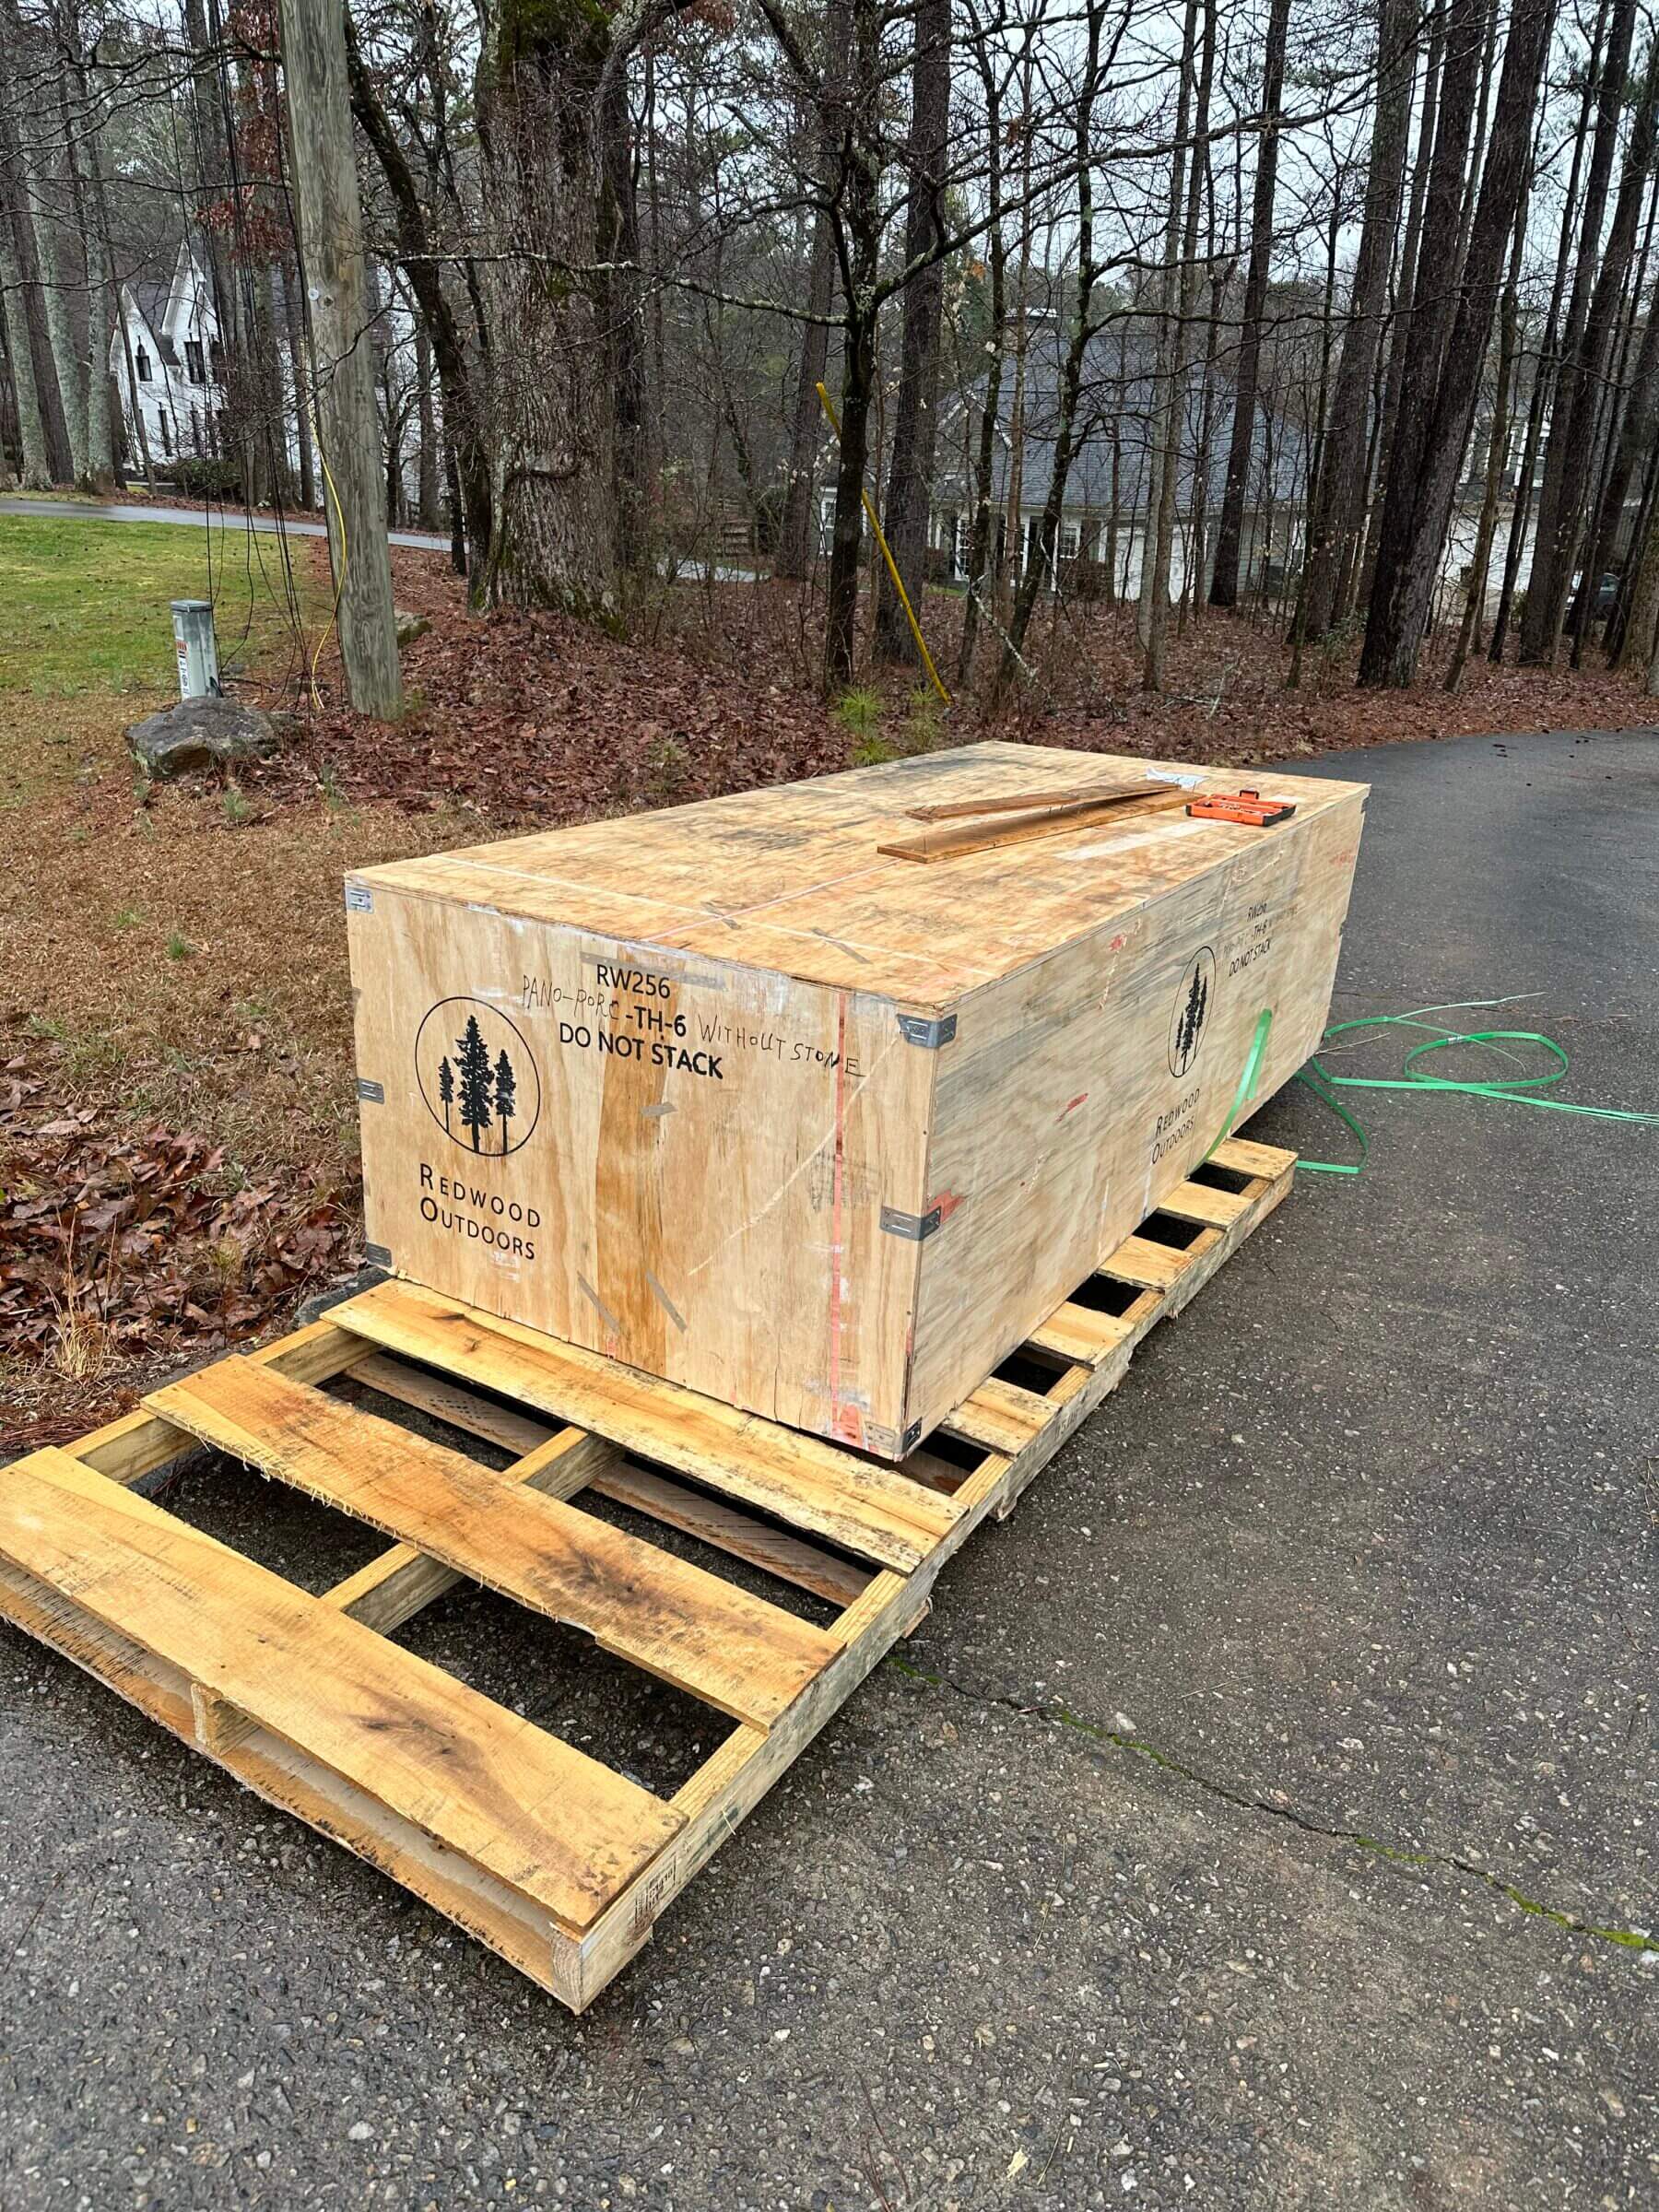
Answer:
[[816, 382, 950, 705]]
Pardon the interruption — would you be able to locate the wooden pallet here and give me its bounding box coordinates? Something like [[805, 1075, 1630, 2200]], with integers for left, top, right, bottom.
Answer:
[[0, 1136, 1293, 2010]]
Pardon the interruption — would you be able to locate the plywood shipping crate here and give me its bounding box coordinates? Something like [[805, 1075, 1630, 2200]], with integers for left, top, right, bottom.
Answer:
[[347, 743, 1365, 1459]]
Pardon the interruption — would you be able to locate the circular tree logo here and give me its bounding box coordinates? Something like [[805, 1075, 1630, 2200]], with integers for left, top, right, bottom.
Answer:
[[1168, 947, 1216, 1077], [416, 997, 541, 1156]]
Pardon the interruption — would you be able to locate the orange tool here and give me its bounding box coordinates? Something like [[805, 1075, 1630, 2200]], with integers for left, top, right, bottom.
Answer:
[[1185, 787, 1297, 828]]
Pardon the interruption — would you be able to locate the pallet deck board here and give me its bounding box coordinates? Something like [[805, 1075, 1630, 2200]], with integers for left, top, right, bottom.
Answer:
[[0, 1134, 1296, 2008], [147, 1360, 837, 1730], [0, 1448, 684, 1935], [331, 1278, 960, 1572]]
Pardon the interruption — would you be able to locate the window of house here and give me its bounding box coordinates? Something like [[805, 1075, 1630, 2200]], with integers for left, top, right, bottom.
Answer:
[[1058, 521, 1082, 564], [135, 345, 151, 384], [159, 412, 172, 456], [185, 338, 206, 385]]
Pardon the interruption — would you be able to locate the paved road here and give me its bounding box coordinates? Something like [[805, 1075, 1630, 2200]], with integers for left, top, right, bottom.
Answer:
[[0, 492, 451, 552], [2, 726, 1654, 2207], [0, 497, 761, 578]]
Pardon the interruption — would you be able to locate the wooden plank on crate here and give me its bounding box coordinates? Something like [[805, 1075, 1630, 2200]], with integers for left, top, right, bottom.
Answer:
[[942, 1376, 1058, 1456], [1102, 1232, 1204, 1291], [1022, 1301, 1135, 1366], [1207, 1135, 1292, 1183], [147, 1360, 837, 1731], [330, 1280, 959, 1573], [1157, 1176, 1250, 1230], [0, 1449, 682, 1934], [348, 1350, 872, 1608]]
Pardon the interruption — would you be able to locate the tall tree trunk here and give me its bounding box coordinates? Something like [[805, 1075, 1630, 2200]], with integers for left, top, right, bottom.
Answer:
[[1488, 2, 1601, 661], [1444, 148, 1529, 690], [414, 313, 440, 529], [1565, 165, 1659, 655], [71, 15, 115, 493], [1358, 4, 1444, 599], [998, 0, 1108, 688], [777, 0, 850, 585], [281, 245, 316, 508], [873, 0, 950, 663], [1145, 0, 1210, 690], [1136, 0, 1199, 653], [0, 215, 50, 486], [775, 212, 837, 582], [347, 10, 490, 582], [1208, 0, 1289, 608], [1517, 0, 1637, 663], [823, 0, 881, 691], [1525, 45, 1658, 664], [468, 0, 618, 615], [1297, 0, 1413, 645], [1356, 0, 1555, 688], [956, 20, 1007, 686]]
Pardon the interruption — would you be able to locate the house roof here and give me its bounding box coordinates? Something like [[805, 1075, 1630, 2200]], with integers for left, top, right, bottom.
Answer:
[[934, 322, 1308, 518]]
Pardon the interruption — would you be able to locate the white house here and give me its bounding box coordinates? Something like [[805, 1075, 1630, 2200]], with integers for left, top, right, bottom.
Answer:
[[109, 241, 225, 465]]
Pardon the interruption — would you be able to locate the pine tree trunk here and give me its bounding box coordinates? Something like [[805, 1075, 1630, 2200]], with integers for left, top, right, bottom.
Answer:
[[1517, 0, 1636, 664], [1529, 51, 1658, 664], [1298, 0, 1413, 643], [1145, 0, 1211, 691], [1488, 17, 1599, 661], [874, 0, 950, 663], [1444, 181, 1526, 691], [1208, 0, 1288, 608], [1355, 0, 1553, 688]]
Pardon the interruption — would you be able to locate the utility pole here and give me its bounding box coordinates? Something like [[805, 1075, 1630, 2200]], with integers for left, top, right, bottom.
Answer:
[[276, 0, 402, 717]]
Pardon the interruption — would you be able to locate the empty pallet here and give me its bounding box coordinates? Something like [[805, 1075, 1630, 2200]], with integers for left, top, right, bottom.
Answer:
[[0, 1138, 1294, 2010]]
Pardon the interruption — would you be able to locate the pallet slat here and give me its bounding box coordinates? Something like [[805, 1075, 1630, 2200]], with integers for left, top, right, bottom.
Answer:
[[348, 1351, 872, 1608], [331, 1280, 959, 1573], [0, 1449, 683, 1934], [4, 1137, 1297, 2007], [147, 1360, 836, 1731]]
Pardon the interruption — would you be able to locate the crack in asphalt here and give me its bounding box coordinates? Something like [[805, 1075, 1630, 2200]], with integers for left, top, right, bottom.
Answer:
[[886, 1655, 1659, 1958]]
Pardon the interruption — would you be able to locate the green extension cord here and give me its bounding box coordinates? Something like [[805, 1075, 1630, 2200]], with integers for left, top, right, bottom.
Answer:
[[1207, 1000, 1659, 1179]]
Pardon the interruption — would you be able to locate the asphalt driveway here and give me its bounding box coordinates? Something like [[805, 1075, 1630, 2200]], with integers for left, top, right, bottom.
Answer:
[[1, 724, 1654, 2208]]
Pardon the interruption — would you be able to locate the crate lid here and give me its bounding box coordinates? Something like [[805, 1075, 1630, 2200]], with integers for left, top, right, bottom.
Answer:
[[350, 742, 1366, 1009]]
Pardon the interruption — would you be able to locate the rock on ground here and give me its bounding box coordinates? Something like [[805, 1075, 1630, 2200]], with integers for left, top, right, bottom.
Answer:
[[126, 694, 278, 781]]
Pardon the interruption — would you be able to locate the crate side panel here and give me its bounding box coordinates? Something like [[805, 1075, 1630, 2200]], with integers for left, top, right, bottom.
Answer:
[[347, 890, 930, 1448], [904, 791, 1363, 1435]]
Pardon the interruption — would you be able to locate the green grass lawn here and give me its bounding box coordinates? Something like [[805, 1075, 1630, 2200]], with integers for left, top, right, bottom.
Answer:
[[0, 513, 325, 699]]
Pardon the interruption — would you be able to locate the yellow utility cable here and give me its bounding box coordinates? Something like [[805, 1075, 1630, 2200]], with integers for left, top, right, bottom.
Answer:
[[815, 382, 950, 704], [309, 407, 348, 709]]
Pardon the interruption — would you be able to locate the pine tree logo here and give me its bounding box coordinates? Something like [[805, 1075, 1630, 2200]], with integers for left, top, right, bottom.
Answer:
[[493, 1047, 516, 1154], [1168, 947, 1216, 1077], [415, 997, 541, 1156], [455, 1014, 494, 1150]]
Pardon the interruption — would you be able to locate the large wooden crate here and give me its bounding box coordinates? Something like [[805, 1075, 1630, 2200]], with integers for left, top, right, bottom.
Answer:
[[347, 742, 1364, 1456]]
